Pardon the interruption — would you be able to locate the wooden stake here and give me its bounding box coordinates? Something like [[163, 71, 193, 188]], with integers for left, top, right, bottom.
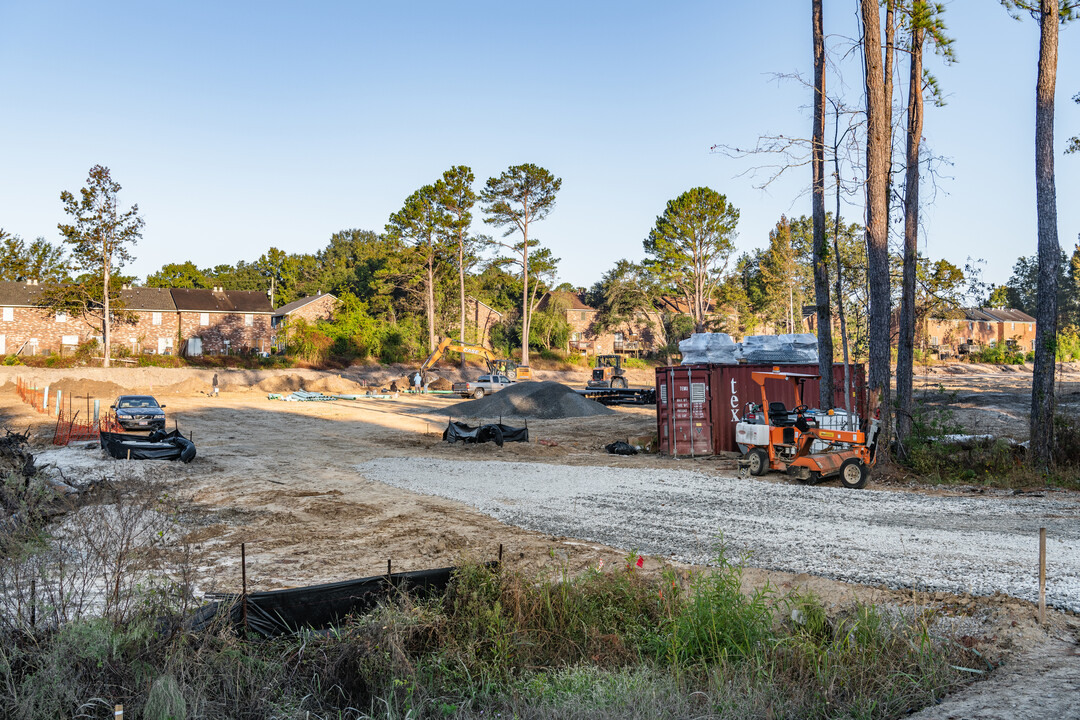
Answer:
[[1038, 527, 1046, 625], [241, 542, 248, 633], [114, 705, 123, 719]]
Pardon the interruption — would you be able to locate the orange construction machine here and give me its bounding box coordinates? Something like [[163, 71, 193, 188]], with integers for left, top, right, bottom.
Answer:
[[735, 370, 880, 489]]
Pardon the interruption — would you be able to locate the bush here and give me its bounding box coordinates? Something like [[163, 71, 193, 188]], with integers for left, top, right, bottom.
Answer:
[[377, 318, 423, 364], [135, 353, 185, 368], [1057, 329, 1080, 361], [288, 318, 333, 364], [966, 343, 1027, 365], [0, 550, 983, 720]]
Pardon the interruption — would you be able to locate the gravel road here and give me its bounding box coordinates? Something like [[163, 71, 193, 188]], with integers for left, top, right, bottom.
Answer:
[[359, 458, 1080, 612]]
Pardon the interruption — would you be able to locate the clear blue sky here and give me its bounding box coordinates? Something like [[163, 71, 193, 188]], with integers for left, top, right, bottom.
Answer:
[[1, 2, 1077, 293]]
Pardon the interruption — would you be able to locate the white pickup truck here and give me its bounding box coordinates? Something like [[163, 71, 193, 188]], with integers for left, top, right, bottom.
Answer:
[[452, 374, 514, 399]]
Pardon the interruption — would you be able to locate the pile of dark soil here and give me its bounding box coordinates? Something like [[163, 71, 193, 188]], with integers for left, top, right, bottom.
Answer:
[[444, 381, 613, 420], [428, 377, 453, 391]]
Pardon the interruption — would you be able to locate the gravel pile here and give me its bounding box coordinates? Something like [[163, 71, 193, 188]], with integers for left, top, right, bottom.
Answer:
[[358, 458, 1080, 612], [444, 381, 613, 419]]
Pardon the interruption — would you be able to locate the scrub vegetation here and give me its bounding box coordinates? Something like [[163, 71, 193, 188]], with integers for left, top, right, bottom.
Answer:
[[0, 471, 982, 720]]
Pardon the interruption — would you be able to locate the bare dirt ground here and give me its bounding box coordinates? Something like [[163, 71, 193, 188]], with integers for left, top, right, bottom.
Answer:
[[914, 361, 1080, 440], [2, 362, 1078, 717]]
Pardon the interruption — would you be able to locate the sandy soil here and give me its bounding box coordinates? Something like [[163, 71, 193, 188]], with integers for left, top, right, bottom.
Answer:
[[914, 361, 1080, 440], [3, 362, 1079, 717]]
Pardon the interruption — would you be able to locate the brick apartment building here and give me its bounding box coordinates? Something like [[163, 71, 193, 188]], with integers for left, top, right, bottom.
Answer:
[[923, 307, 1036, 356], [0, 279, 275, 357], [537, 290, 665, 356], [171, 287, 274, 355], [463, 296, 504, 348], [114, 287, 181, 355]]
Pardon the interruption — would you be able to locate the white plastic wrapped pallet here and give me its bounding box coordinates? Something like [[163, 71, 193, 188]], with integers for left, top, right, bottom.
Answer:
[[677, 332, 740, 365], [678, 332, 819, 365]]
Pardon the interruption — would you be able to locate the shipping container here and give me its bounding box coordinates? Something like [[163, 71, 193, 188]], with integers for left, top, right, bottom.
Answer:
[[655, 363, 867, 456]]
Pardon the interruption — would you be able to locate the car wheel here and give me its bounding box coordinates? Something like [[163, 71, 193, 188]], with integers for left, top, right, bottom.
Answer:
[[746, 447, 769, 476], [839, 458, 869, 489], [472, 388, 486, 400]]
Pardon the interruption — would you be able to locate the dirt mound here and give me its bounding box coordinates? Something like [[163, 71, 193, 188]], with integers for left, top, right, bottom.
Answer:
[[252, 374, 365, 394], [443, 381, 613, 420], [48, 379, 127, 399], [429, 377, 453, 391]]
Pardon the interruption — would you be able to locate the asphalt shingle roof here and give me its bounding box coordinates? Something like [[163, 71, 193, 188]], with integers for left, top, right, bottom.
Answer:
[[0, 281, 45, 307], [536, 291, 595, 312], [120, 287, 176, 311], [274, 293, 336, 316], [170, 288, 273, 313]]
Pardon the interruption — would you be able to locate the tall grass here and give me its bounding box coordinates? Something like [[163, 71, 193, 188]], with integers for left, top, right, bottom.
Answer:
[[0, 540, 984, 719]]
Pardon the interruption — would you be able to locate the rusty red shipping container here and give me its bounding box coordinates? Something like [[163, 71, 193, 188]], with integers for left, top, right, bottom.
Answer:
[[655, 363, 867, 456]]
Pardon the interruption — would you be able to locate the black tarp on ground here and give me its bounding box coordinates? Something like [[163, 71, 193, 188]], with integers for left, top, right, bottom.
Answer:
[[443, 420, 528, 446], [188, 565, 481, 637], [100, 429, 197, 462]]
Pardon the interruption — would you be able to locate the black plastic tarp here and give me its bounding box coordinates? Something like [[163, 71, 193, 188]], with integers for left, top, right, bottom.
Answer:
[[188, 565, 478, 637], [100, 429, 197, 463], [443, 420, 528, 446]]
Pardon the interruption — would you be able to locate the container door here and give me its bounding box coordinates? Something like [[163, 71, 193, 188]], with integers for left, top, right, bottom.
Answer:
[[668, 366, 713, 456]]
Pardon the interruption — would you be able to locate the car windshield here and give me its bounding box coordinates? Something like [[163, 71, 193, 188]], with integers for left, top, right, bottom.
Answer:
[[118, 397, 159, 409]]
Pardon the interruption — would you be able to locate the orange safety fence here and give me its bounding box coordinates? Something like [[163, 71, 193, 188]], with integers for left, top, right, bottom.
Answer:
[[15, 378, 124, 445], [52, 410, 123, 446], [15, 377, 49, 414]]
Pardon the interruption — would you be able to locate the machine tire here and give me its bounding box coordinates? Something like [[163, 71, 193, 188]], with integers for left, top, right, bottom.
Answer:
[[746, 448, 769, 476], [472, 388, 486, 400], [839, 458, 869, 489], [611, 376, 628, 389]]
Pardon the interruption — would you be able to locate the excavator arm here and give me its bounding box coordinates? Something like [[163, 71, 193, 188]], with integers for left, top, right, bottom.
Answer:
[[420, 337, 517, 381]]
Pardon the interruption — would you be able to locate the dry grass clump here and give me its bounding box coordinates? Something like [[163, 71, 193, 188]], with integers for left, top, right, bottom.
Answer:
[[0, 485, 984, 720]]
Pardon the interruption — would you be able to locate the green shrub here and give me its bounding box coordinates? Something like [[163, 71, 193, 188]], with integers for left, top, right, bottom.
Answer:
[[1057, 329, 1080, 361], [288, 318, 332, 363], [136, 354, 185, 368], [377, 317, 423, 364], [966, 343, 1027, 365]]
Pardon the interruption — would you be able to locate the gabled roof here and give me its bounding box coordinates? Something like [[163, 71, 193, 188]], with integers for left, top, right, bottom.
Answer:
[[121, 287, 176, 311], [170, 288, 273, 313], [274, 293, 337, 317], [975, 307, 1036, 323], [0, 280, 45, 307], [466, 295, 504, 318], [940, 307, 1037, 323], [536, 291, 595, 312]]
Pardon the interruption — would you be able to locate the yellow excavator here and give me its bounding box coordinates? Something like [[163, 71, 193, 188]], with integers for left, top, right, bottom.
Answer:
[[418, 337, 532, 382]]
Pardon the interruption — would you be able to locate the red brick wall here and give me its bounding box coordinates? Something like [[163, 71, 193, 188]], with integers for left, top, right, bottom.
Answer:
[[0, 306, 94, 354], [274, 296, 337, 348], [0, 306, 182, 355], [925, 318, 1037, 353], [180, 311, 272, 354], [287, 295, 336, 325], [113, 310, 181, 354], [465, 299, 502, 348], [1001, 319, 1037, 351]]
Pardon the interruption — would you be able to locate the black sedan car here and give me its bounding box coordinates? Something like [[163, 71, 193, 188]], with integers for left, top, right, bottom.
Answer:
[[111, 395, 167, 431]]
